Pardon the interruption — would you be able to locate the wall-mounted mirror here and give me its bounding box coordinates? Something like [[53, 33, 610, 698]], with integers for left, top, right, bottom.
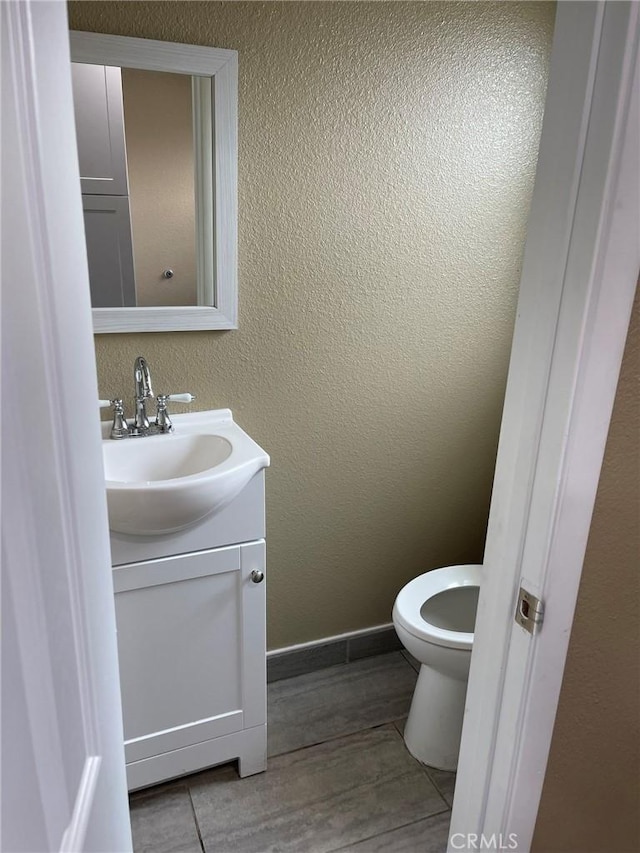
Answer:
[[70, 32, 237, 333]]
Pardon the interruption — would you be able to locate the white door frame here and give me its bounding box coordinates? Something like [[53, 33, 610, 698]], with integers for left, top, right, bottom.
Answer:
[[450, 2, 639, 849]]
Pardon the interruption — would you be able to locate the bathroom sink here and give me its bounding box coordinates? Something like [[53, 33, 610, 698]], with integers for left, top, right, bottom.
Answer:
[[102, 409, 269, 536]]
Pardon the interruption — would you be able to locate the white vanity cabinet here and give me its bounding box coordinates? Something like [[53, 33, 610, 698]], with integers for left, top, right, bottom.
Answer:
[[110, 470, 267, 791]]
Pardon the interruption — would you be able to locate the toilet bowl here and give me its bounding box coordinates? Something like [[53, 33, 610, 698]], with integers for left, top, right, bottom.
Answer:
[[392, 563, 482, 771]]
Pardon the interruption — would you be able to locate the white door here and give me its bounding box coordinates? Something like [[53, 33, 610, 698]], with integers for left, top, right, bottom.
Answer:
[[450, 2, 640, 849], [1, 1, 131, 850]]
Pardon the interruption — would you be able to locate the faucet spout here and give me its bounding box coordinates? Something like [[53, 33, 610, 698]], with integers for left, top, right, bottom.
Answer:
[[133, 356, 154, 434], [134, 356, 154, 400]]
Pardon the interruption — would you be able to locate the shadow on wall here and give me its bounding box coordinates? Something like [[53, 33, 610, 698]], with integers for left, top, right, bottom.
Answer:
[[71, 0, 557, 648]]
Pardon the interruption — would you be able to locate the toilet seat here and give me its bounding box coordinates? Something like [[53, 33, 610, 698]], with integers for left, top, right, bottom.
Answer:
[[393, 564, 483, 651]]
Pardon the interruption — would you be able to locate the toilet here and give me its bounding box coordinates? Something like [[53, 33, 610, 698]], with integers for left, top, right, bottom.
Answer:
[[392, 564, 483, 771]]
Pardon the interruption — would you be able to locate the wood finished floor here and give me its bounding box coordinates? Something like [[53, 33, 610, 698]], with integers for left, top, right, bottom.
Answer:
[[129, 652, 455, 853]]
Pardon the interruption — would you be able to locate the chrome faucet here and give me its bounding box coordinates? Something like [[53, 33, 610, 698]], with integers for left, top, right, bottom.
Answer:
[[100, 356, 195, 439], [132, 356, 154, 435]]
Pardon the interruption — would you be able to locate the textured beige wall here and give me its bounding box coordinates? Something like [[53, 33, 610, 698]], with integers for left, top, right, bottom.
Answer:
[[69, 1, 555, 649], [533, 286, 640, 853], [121, 69, 197, 306]]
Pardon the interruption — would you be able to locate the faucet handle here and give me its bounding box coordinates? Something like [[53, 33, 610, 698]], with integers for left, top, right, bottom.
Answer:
[[165, 393, 196, 404], [100, 398, 130, 440], [154, 392, 195, 433]]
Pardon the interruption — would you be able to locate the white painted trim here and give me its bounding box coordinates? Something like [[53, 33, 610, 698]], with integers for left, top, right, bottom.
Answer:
[[267, 622, 394, 657], [126, 723, 267, 791], [69, 31, 238, 332], [123, 711, 244, 764], [450, 2, 640, 849], [193, 76, 215, 307], [69, 31, 235, 75], [240, 541, 268, 730]]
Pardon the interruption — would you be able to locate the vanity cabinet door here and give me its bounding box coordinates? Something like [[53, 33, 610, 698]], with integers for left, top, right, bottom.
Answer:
[[112, 541, 266, 768]]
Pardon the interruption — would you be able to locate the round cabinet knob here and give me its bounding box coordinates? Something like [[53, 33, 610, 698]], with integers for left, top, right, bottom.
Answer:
[[250, 570, 264, 584]]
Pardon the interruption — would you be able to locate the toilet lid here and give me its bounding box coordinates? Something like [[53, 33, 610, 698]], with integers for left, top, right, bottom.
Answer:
[[393, 564, 483, 650]]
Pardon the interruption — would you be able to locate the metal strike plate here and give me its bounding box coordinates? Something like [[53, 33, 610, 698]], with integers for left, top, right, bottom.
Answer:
[[515, 587, 544, 635]]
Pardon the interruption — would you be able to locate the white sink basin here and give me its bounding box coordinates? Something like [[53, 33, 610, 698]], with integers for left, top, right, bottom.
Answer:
[[102, 409, 269, 536]]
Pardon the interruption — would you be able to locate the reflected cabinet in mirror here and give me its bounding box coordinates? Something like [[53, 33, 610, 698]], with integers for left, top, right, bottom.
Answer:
[[70, 32, 238, 332]]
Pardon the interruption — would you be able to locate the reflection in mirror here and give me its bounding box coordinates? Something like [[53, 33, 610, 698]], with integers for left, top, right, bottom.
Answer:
[[71, 64, 208, 308], [69, 32, 237, 333]]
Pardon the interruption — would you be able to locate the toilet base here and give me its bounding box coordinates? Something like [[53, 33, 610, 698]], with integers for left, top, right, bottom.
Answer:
[[403, 663, 468, 772]]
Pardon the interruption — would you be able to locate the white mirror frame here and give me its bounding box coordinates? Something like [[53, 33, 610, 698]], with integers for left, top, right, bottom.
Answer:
[[70, 32, 238, 333]]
